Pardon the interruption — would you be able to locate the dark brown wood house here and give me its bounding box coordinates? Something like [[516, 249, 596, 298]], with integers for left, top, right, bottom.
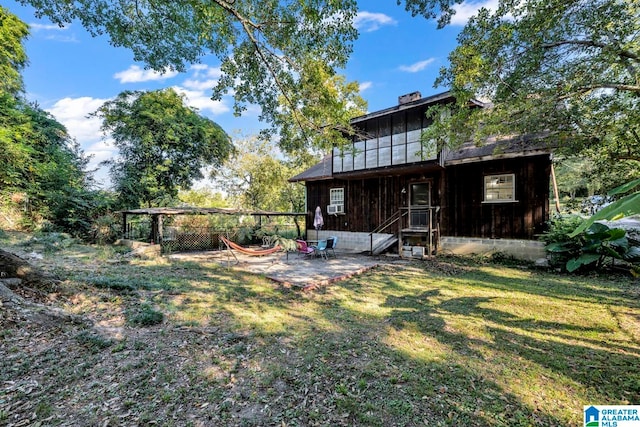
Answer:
[[289, 91, 552, 259]]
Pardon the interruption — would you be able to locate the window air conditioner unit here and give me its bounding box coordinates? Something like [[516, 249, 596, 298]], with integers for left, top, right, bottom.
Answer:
[[327, 204, 344, 215]]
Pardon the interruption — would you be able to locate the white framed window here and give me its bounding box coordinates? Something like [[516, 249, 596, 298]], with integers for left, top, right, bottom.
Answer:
[[484, 174, 516, 203], [328, 187, 345, 214], [330, 187, 344, 205]]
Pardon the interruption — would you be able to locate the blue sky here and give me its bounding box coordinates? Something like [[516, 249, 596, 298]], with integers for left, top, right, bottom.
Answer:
[[5, 0, 496, 187]]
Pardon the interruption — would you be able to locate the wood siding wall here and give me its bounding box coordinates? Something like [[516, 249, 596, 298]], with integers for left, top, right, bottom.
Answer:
[[441, 156, 551, 239], [306, 173, 443, 234], [304, 154, 550, 240]]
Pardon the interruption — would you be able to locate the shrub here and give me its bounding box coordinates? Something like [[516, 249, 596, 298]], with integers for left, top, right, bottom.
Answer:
[[88, 276, 136, 292], [541, 215, 584, 270], [544, 217, 640, 272], [91, 213, 121, 244], [541, 215, 584, 245], [19, 231, 76, 253]]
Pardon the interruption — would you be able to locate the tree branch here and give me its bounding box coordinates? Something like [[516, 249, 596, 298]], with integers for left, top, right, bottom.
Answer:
[[557, 83, 640, 100], [211, 1, 315, 141], [542, 39, 639, 61], [629, 128, 640, 146], [611, 154, 640, 163]]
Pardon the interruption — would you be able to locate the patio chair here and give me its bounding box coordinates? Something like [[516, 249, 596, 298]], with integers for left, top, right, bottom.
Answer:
[[296, 239, 315, 257], [312, 239, 329, 260], [326, 236, 337, 258]]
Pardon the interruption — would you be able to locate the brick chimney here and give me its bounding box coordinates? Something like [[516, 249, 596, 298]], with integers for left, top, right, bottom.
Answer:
[[398, 91, 422, 105]]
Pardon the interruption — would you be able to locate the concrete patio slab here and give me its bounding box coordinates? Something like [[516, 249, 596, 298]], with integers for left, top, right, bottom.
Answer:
[[167, 250, 385, 290]]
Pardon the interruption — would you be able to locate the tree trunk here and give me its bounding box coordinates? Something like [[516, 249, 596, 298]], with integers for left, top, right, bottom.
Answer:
[[293, 216, 301, 238], [0, 248, 90, 326], [0, 248, 59, 289]]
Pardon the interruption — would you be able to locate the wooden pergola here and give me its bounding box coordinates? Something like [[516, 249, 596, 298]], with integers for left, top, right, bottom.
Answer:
[[120, 207, 306, 244]]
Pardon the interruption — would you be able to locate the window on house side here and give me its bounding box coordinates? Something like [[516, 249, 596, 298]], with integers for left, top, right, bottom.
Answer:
[[328, 188, 345, 214], [330, 188, 344, 206], [484, 174, 516, 202]]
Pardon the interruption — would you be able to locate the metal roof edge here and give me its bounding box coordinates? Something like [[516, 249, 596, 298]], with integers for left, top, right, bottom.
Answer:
[[444, 149, 551, 166]]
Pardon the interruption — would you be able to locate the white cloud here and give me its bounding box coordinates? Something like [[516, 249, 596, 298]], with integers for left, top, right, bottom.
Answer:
[[190, 64, 223, 79], [114, 65, 179, 83], [181, 64, 226, 91], [172, 86, 230, 116], [449, 0, 500, 26], [182, 78, 219, 91], [84, 141, 115, 186], [46, 96, 115, 181], [45, 34, 78, 43], [47, 96, 108, 143], [359, 81, 373, 92], [398, 58, 436, 73], [191, 64, 209, 72], [29, 22, 78, 42], [354, 11, 397, 33], [29, 23, 67, 31], [85, 140, 114, 161]]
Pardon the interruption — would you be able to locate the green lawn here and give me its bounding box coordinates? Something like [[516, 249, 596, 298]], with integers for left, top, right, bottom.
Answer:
[[1, 233, 639, 426]]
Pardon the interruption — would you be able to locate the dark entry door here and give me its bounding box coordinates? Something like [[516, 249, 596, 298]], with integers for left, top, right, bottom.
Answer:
[[409, 182, 431, 228]]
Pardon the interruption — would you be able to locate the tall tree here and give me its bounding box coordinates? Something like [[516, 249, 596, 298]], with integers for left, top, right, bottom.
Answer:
[[0, 96, 96, 230], [217, 136, 306, 212], [20, 0, 638, 167], [0, 6, 28, 95], [271, 65, 368, 157], [426, 0, 639, 176], [179, 188, 229, 209], [20, 0, 363, 152], [0, 6, 30, 187], [0, 8, 100, 235], [95, 88, 234, 208]]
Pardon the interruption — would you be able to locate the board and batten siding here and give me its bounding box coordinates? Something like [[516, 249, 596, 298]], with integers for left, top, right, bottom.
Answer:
[[441, 155, 551, 239], [304, 154, 550, 240], [305, 172, 443, 234]]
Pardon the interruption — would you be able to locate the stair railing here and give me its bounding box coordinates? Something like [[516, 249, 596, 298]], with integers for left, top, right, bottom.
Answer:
[[368, 209, 408, 255]]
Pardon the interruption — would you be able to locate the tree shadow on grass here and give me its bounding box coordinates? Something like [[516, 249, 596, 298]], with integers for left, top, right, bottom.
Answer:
[[437, 295, 640, 399], [384, 291, 488, 360], [455, 265, 640, 309], [48, 253, 638, 425], [440, 296, 640, 356], [294, 294, 569, 426], [372, 266, 640, 404]]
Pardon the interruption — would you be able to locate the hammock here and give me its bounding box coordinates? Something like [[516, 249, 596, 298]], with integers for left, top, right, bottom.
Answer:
[[220, 236, 281, 256]]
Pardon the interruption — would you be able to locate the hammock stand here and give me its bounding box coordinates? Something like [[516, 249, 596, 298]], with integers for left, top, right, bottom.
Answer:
[[220, 236, 281, 265]]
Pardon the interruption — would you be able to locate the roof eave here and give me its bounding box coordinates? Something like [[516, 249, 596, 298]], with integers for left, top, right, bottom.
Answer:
[[444, 149, 552, 166]]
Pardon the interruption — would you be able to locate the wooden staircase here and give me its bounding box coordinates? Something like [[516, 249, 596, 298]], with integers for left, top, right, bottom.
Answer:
[[368, 207, 440, 257]]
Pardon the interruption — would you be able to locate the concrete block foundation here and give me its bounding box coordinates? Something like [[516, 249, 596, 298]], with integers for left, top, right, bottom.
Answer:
[[309, 230, 546, 261], [439, 236, 545, 261], [306, 230, 392, 253]]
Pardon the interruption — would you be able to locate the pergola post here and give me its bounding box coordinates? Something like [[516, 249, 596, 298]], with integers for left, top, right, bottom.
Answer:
[[150, 214, 159, 244], [157, 215, 164, 243], [122, 213, 127, 239]]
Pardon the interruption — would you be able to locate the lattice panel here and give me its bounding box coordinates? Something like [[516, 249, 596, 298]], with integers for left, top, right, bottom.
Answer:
[[161, 228, 223, 253]]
